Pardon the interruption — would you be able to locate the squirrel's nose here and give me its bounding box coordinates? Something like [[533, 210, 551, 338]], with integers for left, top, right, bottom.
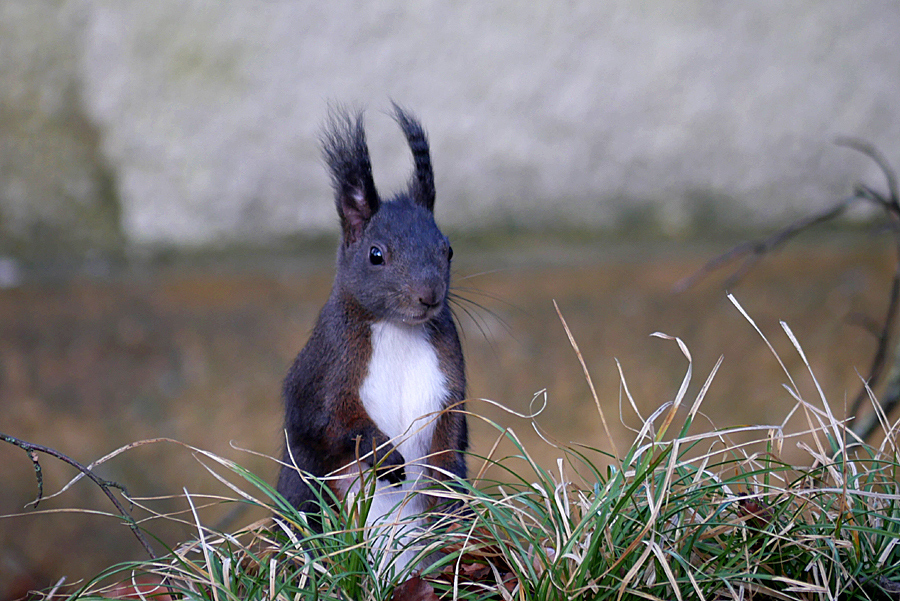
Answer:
[[417, 288, 439, 309], [414, 284, 443, 309]]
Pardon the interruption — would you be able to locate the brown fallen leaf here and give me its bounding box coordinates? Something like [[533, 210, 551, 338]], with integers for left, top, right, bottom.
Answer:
[[459, 561, 491, 580], [502, 571, 518, 593], [392, 575, 439, 601], [738, 497, 775, 530], [441, 525, 505, 557]]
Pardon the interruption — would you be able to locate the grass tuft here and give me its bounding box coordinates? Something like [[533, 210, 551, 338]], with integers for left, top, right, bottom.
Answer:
[[56, 300, 900, 600]]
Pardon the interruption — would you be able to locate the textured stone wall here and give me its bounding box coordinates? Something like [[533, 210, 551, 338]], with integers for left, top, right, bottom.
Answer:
[[0, 1, 119, 253], [3, 1, 899, 248]]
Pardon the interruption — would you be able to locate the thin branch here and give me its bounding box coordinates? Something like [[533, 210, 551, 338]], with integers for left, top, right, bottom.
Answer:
[[835, 137, 899, 209], [673, 196, 860, 293], [849, 235, 900, 422], [674, 139, 900, 443], [0, 431, 158, 560]]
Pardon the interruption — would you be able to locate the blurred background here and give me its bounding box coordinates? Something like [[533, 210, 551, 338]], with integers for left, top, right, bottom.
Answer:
[[1, 1, 899, 597]]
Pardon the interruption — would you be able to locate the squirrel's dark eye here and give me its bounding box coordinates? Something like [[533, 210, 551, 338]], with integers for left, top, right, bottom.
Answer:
[[448, 246, 454, 261], [369, 246, 384, 265]]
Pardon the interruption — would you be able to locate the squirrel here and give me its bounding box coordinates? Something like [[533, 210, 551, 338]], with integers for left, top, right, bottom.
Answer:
[[276, 105, 468, 566]]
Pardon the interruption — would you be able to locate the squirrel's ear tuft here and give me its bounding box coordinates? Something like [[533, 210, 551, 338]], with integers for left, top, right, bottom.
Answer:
[[392, 102, 435, 212], [321, 107, 380, 244]]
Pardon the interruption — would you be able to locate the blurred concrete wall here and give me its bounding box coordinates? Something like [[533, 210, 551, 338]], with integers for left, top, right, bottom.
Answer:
[[3, 1, 899, 249], [0, 1, 119, 253]]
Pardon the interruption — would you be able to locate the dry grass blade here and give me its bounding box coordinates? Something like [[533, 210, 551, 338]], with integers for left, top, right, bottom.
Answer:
[[554, 299, 621, 465]]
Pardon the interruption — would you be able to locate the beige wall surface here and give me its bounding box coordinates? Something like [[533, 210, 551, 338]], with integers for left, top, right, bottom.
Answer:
[[3, 1, 899, 247]]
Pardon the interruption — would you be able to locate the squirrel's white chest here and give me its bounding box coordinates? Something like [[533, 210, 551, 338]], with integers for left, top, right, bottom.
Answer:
[[360, 321, 448, 465]]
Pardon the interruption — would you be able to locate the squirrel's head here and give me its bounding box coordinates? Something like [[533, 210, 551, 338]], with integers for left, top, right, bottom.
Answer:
[[322, 104, 452, 325]]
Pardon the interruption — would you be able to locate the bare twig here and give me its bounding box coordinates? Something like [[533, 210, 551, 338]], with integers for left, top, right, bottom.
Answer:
[[835, 137, 900, 210], [0, 431, 158, 560], [675, 139, 900, 442], [849, 236, 900, 426], [673, 196, 860, 292]]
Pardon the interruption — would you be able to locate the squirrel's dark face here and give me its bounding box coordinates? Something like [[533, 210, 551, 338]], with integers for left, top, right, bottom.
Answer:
[[337, 196, 452, 324], [322, 106, 451, 325]]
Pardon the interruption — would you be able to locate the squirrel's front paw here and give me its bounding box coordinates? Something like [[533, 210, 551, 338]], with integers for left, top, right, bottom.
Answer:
[[372, 446, 406, 484]]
